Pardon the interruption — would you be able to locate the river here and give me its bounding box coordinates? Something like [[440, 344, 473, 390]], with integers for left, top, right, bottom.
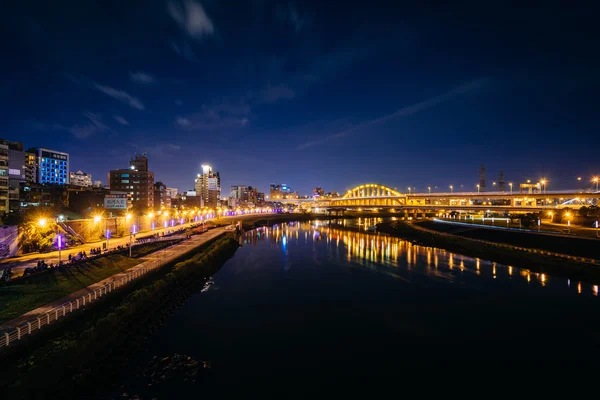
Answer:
[[114, 219, 600, 395]]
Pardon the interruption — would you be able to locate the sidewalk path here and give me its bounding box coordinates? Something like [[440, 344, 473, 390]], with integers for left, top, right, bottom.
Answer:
[[0, 220, 205, 274], [0, 227, 227, 335]]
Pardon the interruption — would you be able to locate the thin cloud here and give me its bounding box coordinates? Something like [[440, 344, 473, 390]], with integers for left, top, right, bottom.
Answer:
[[168, 0, 214, 39], [129, 71, 156, 85], [175, 117, 190, 126], [259, 84, 296, 103], [297, 78, 489, 150], [139, 143, 181, 157], [276, 3, 309, 33], [114, 115, 129, 125], [94, 83, 145, 110], [69, 112, 110, 139], [175, 101, 251, 131]]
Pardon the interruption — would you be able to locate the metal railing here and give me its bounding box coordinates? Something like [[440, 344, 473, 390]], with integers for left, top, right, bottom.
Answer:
[[0, 232, 222, 349]]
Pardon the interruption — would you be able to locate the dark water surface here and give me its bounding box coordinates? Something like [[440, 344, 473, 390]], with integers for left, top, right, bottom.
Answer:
[[118, 220, 600, 394]]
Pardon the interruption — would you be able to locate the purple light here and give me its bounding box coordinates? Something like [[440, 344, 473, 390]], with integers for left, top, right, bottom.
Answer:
[[164, 221, 168, 228], [105, 229, 111, 239], [56, 234, 63, 249], [151, 222, 156, 230]]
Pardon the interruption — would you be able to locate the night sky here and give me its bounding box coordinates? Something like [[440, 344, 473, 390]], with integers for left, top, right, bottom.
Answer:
[[2, 1, 599, 195]]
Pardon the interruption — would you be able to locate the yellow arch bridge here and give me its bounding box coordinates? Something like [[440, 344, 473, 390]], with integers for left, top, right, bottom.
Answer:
[[330, 184, 405, 207], [287, 183, 599, 212]]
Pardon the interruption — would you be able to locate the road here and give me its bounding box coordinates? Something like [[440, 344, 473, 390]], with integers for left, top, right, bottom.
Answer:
[[0, 227, 228, 334], [0, 219, 221, 275], [0, 213, 278, 274]]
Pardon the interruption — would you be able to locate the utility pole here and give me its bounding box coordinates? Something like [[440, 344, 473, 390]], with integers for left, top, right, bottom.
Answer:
[[498, 171, 505, 192], [479, 165, 486, 193], [129, 231, 133, 257]]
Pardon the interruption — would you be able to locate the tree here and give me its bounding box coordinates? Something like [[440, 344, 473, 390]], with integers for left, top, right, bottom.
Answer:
[[520, 212, 541, 229], [20, 219, 57, 253]]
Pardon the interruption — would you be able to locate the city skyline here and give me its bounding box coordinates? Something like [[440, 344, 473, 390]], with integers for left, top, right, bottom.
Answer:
[[4, 1, 599, 195]]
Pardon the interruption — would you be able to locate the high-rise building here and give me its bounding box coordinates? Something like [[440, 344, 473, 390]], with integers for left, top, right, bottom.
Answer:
[[109, 154, 154, 212], [165, 188, 177, 208], [153, 181, 169, 210], [228, 185, 246, 208], [270, 184, 293, 200], [25, 151, 36, 183], [7, 141, 26, 213], [29, 147, 69, 185], [69, 170, 93, 187], [130, 153, 148, 172], [313, 187, 324, 198], [0, 140, 9, 213], [195, 165, 220, 208]]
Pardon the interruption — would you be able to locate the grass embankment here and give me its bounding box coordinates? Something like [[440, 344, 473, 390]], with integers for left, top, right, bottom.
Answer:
[[418, 220, 600, 259], [379, 221, 600, 283], [129, 239, 182, 258], [0, 255, 140, 324], [435, 217, 600, 238], [0, 236, 239, 400]]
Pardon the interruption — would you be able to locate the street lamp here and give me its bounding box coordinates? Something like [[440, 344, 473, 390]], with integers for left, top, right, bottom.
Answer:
[[593, 177, 599, 192], [449, 185, 453, 194], [540, 179, 547, 194], [428, 186, 431, 194], [509, 182, 513, 194], [38, 218, 47, 228], [56, 231, 63, 263], [565, 212, 572, 234], [408, 187, 411, 195], [476, 184, 480, 193]]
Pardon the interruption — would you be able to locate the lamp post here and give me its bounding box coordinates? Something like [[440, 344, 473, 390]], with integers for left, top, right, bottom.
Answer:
[[428, 186, 431, 194], [565, 212, 571, 234], [596, 220, 599, 237], [56, 231, 63, 263], [129, 224, 137, 258], [509, 182, 513, 194], [449, 185, 453, 194], [593, 177, 599, 192], [540, 179, 547, 194], [477, 184, 480, 193]]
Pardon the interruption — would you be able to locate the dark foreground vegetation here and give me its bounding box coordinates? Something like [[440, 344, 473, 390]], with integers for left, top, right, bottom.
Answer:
[[379, 221, 600, 284], [0, 236, 239, 400]]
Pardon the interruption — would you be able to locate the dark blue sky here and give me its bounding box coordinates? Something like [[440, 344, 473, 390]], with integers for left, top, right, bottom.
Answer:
[[2, 0, 599, 195]]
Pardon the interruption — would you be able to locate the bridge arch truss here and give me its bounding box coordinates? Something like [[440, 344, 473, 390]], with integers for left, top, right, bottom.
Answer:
[[330, 184, 405, 207]]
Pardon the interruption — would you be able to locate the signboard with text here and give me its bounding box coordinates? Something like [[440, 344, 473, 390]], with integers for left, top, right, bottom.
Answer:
[[41, 150, 68, 161], [104, 194, 128, 209]]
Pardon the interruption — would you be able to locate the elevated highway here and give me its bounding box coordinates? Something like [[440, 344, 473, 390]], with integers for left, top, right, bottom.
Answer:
[[282, 183, 599, 213]]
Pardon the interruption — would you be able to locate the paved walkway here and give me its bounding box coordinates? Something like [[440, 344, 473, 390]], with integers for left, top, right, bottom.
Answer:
[[0, 227, 227, 333], [0, 220, 207, 274]]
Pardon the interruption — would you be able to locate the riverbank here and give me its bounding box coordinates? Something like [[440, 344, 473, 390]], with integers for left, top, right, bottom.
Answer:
[[213, 211, 397, 230], [378, 221, 600, 283], [420, 220, 600, 259], [0, 235, 239, 400]]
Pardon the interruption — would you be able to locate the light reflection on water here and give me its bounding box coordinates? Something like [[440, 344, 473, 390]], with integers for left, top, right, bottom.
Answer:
[[244, 220, 599, 297]]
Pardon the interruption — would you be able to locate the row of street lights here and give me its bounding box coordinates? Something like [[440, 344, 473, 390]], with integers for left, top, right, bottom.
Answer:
[[413, 176, 599, 195], [36, 206, 278, 260]]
